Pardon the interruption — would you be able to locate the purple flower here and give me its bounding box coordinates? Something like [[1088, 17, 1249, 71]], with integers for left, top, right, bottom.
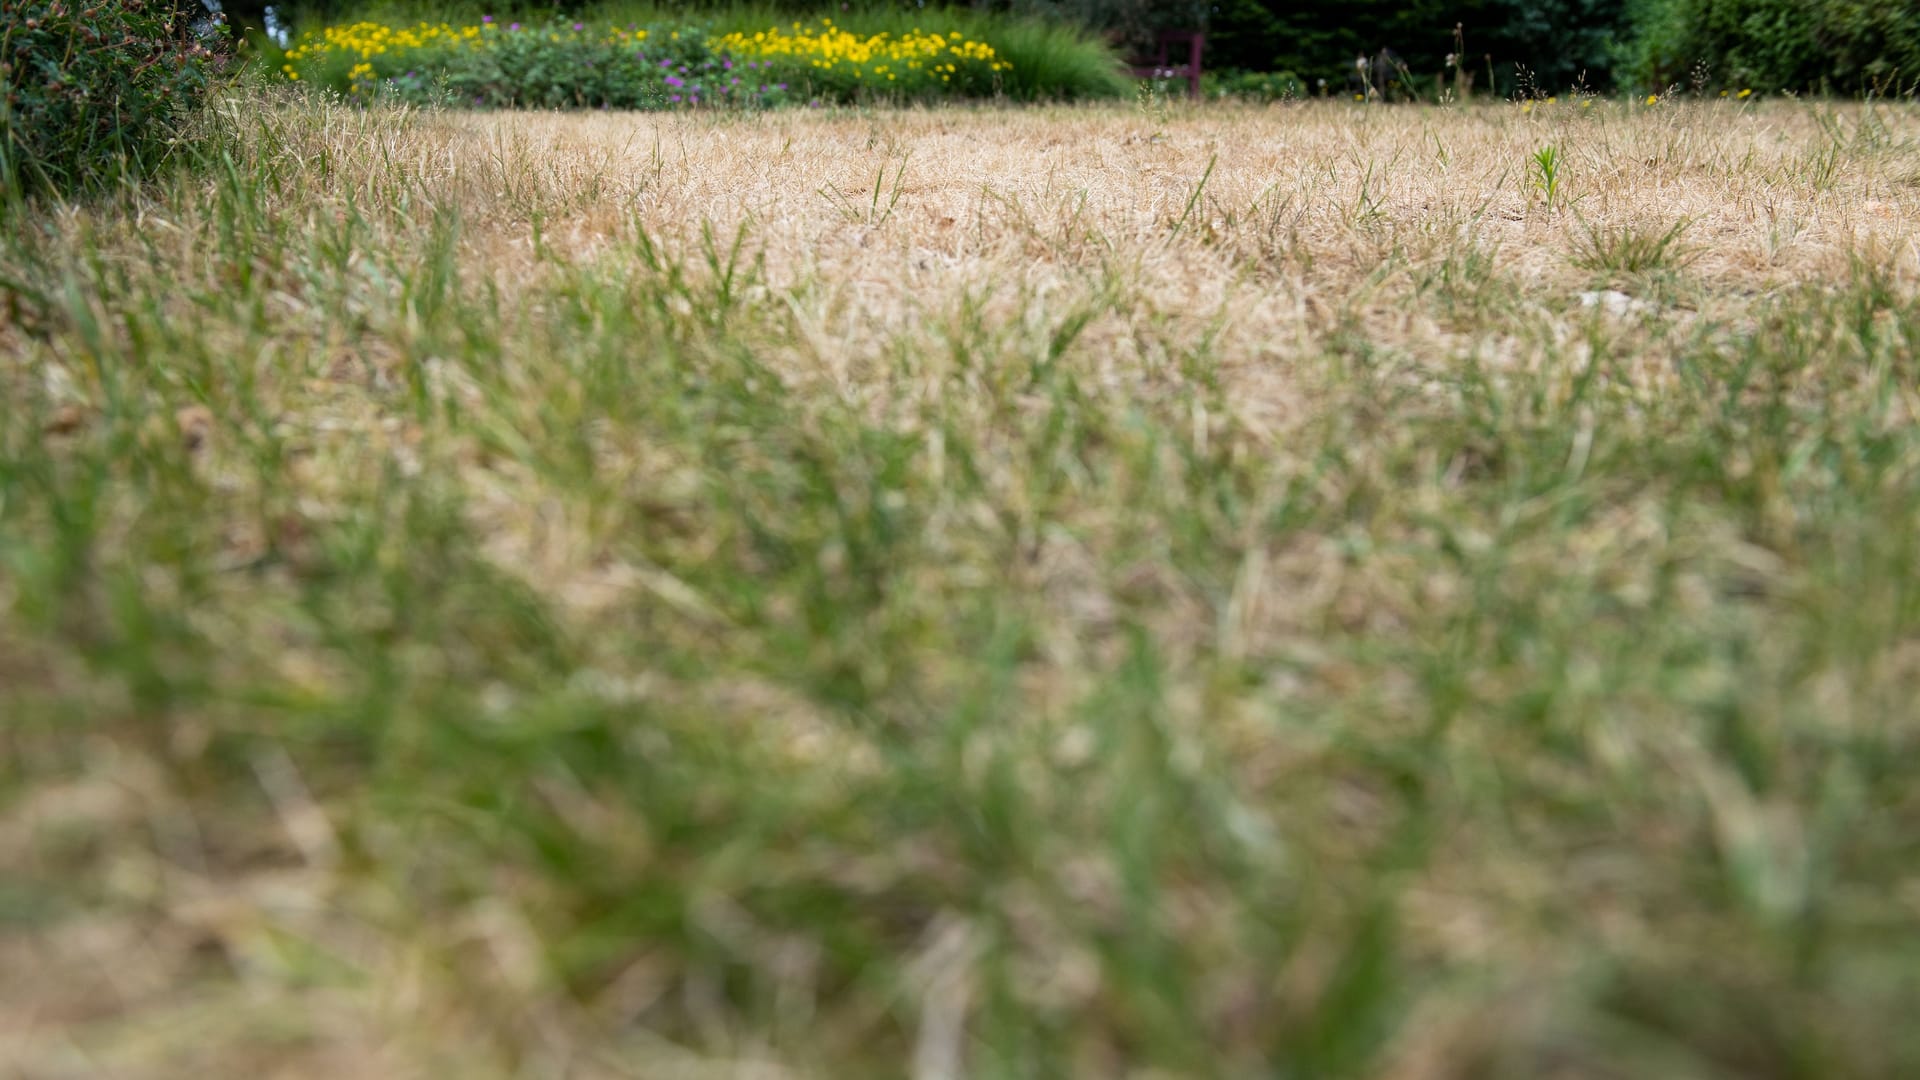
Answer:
[[665, 75, 683, 87], [572, 22, 582, 30], [723, 59, 732, 70], [669, 94, 681, 103], [509, 22, 520, 31], [481, 14, 492, 22]]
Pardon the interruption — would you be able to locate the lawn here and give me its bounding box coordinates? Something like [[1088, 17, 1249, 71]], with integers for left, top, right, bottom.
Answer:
[[4, 95, 1920, 1076]]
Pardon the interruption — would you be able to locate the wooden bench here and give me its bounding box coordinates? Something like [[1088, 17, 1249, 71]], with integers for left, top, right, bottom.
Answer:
[[1124, 30, 1204, 100]]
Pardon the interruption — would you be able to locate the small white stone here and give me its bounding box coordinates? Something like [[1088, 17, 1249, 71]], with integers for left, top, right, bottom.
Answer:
[[1577, 289, 1653, 317]]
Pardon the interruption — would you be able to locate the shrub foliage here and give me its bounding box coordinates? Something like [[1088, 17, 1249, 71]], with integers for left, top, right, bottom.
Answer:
[[1624, 0, 1920, 94], [1, 0, 227, 201]]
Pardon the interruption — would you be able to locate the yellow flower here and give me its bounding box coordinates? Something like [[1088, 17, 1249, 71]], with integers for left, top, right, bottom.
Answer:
[[1646, 94, 1658, 104]]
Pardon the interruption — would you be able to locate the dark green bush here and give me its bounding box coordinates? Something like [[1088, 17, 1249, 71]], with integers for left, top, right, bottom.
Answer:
[[1624, 0, 1920, 93], [1, 0, 229, 202]]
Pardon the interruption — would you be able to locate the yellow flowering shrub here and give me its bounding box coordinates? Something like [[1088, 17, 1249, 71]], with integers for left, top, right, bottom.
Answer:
[[712, 19, 1010, 99]]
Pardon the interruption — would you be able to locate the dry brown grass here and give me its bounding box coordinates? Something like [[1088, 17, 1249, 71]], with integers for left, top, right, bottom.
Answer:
[[204, 97, 1920, 635], [5, 97, 1920, 1078], [343, 99, 1913, 378]]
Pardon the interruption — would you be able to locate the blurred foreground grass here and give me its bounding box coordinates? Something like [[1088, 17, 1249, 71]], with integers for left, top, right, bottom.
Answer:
[[4, 97, 1920, 1076]]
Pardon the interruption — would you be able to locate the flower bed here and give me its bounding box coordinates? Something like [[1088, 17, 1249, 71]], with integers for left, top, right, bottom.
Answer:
[[276, 16, 1016, 108], [711, 20, 1009, 100]]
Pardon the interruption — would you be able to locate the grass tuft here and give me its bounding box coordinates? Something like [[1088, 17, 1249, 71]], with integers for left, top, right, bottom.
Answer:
[[1571, 215, 1699, 275]]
